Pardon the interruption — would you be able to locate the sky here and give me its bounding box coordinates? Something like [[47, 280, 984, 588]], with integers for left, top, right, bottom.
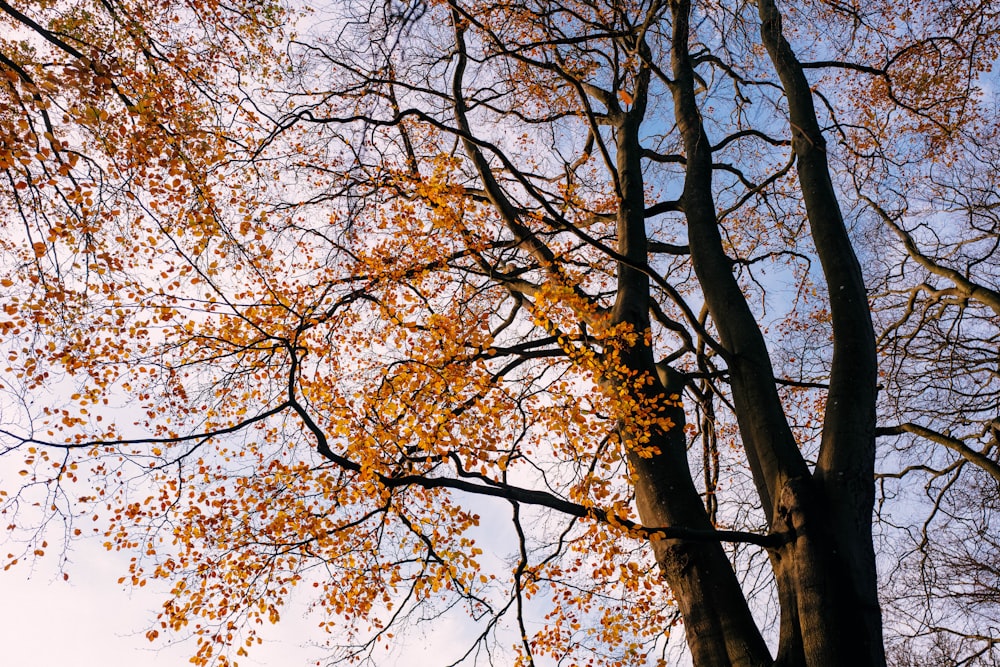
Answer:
[[1, 536, 328, 667], [1, 518, 528, 667], [0, 446, 518, 667], [2, 518, 501, 667]]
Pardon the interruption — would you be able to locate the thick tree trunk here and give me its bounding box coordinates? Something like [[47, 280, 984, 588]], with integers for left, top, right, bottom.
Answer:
[[456, 0, 887, 661], [649, 1, 888, 665], [630, 428, 773, 667]]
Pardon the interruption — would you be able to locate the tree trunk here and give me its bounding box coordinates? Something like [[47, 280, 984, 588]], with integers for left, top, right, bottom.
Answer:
[[644, 1, 888, 665]]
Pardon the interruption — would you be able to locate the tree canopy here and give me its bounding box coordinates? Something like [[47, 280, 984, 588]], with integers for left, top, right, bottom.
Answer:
[[2, 0, 999, 666]]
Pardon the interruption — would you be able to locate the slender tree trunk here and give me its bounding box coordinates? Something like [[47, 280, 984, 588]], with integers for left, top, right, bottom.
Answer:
[[611, 68, 773, 667], [756, 0, 885, 663]]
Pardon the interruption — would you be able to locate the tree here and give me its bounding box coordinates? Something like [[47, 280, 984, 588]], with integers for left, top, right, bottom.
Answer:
[[1, 1, 998, 666], [866, 125, 1000, 666]]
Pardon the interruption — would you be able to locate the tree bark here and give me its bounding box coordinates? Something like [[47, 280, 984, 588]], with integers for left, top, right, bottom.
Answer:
[[610, 40, 773, 666], [756, 1, 885, 664], [653, 0, 888, 664]]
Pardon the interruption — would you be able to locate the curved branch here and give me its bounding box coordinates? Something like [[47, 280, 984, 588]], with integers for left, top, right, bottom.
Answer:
[[876, 423, 1000, 483]]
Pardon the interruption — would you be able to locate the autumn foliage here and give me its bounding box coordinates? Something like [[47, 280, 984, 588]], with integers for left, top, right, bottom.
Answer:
[[2, 0, 1000, 666]]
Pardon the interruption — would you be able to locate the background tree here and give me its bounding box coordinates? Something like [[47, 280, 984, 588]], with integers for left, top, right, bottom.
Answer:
[[864, 126, 1000, 665], [2, 1, 999, 666]]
